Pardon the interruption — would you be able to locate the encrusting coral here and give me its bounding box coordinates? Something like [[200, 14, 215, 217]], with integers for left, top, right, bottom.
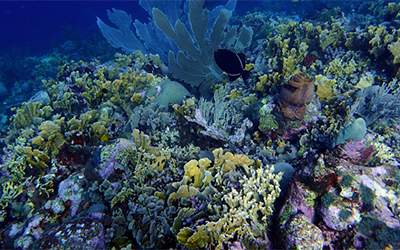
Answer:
[[279, 73, 315, 120]]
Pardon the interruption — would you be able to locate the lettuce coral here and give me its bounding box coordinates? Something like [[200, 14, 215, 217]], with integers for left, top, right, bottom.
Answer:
[[315, 74, 336, 101], [388, 39, 400, 64], [12, 102, 52, 129], [212, 148, 254, 173]]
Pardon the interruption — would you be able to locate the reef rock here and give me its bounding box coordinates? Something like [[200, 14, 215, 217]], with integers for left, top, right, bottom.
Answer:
[[35, 218, 105, 249], [277, 154, 400, 249]]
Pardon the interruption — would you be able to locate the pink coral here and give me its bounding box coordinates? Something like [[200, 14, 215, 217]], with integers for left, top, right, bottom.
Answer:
[[340, 140, 374, 164], [340, 141, 364, 160]]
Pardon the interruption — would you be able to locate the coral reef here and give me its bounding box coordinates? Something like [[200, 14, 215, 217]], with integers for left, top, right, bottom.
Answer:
[[277, 153, 400, 249], [2, 1, 400, 249], [174, 84, 255, 147]]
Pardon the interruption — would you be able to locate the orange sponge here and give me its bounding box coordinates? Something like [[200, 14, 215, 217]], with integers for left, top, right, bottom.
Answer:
[[279, 73, 314, 120]]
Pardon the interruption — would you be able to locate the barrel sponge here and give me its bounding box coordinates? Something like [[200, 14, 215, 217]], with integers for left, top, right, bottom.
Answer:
[[279, 73, 314, 120]]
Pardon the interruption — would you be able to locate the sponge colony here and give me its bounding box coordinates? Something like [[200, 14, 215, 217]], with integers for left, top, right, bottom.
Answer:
[[279, 73, 314, 120], [148, 80, 191, 108]]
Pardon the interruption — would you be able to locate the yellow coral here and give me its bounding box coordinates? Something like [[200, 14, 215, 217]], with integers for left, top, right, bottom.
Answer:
[[372, 140, 394, 163], [366, 25, 396, 58], [32, 120, 65, 156], [388, 2, 400, 17], [282, 42, 308, 78], [255, 74, 269, 93], [319, 29, 335, 50], [168, 185, 199, 204], [323, 57, 357, 79], [173, 97, 196, 118], [184, 159, 213, 188], [177, 163, 282, 249], [0, 180, 24, 209], [111, 187, 135, 208], [355, 72, 374, 89], [177, 226, 210, 249], [90, 121, 109, 143], [131, 129, 152, 150], [388, 39, 400, 64], [227, 88, 243, 99], [315, 74, 336, 101], [12, 102, 46, 129], [254, 72, 281, 94], [212, 148, 254, 174], [15, 146, 50, 170], [67, 110, 98, 131]]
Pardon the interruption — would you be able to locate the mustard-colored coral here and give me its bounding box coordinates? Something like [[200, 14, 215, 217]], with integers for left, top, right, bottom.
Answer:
[[315, 74, 336, 101], [211, 148, 254, 174], [12, 102, 52, 129], [177, 163, 282, 249], [168, 185, 199, 204], [226, 88, 243, 99], [366, 25, 396, 58], [323, 57, 357, 79], [319, 22, 345, 50], [177, 226, 210, 249], [0, 180, 24, 209], [388, 39, 400, 64], [173, 97, 196, 118], [225, 165, 282, 225], [32, 120, 66, 156], [90, 121, 109, 143], [188, 159, 213, 186], [263, 21, 321, 80], [255, 72, 282, 94], [355, 72, 374, 89], [15, 146, 50, 170]]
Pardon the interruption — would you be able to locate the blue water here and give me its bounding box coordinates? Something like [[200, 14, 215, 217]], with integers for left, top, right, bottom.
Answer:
[[0, 0, 372, 114], [0, 0, 362, 56], [0, 1, 149, 56]]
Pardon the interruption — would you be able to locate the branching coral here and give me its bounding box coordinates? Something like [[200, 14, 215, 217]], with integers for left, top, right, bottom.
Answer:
[[32, 120, 65, 156], [315, 74, 336, 101], [262, 21, 320, 79], [176, 162, 282, 249], [318, 22, 345, 50], [177, 85, 253, 146], [388, 39, 400, 64]]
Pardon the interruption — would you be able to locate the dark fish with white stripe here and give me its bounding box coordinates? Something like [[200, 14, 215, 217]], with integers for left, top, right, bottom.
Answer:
[[214, 49, 250, 83]]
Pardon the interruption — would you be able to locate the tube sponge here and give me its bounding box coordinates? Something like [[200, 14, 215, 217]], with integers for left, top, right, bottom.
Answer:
[[279, 73, 314, 120]]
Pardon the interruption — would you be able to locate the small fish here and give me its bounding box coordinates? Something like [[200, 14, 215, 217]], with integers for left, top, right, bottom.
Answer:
[[214, 49, 250, 83]]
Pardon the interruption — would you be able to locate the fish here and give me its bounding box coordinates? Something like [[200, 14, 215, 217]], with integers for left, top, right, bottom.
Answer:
[[214, 49, 250, 83]]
